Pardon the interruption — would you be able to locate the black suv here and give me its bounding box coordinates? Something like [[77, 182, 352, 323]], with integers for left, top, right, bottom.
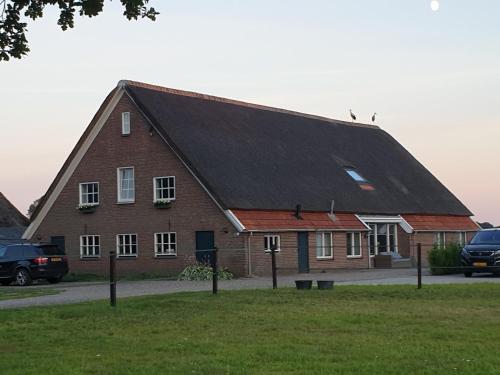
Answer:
[[0, 243, 69, 286], [461, 229, 500, 277]]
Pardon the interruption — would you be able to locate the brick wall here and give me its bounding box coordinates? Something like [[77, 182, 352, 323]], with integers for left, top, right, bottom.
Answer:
[[247, 230, 370, 276], [32, 94, 247, 277]]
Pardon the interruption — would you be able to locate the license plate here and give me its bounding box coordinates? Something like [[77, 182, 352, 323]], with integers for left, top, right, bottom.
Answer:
[[473, 262, 487, 268], [51, 257, 62, 262]]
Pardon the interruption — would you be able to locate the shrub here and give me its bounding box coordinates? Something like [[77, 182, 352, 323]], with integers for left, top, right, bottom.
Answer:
[[428, 243, 463, 275], [178, 263, 234, 281]]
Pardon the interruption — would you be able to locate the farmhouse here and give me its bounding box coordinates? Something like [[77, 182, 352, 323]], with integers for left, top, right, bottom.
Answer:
[[23, 81, 478, 276]]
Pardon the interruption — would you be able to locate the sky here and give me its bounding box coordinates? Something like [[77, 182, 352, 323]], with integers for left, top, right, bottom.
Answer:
[[1, 0, 499, 225]]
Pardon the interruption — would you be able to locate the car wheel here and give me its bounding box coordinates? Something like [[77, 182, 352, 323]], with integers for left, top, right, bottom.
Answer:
[[47, 276, 62, 284], [464, 272, 472, 278], [0, 279, 12, 286], [15, 268, 32, 286]]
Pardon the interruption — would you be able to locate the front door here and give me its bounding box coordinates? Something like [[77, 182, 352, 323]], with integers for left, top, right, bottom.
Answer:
[[50, 236, 66, 254], [195, 231, 215, 265], [297, 232, 310, 273]]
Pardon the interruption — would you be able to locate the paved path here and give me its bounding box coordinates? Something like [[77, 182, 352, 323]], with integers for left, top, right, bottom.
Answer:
[[1, 268, 499, 310]]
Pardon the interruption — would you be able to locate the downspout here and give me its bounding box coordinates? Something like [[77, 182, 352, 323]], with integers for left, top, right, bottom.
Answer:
[[247, 232, 253, 277]]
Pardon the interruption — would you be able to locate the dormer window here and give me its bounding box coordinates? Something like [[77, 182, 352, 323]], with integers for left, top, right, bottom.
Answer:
[[121, 112, 131, 135]]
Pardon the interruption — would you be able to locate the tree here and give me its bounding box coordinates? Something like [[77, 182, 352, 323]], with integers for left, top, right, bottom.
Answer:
[[0, 0, 158, 61], [27, 196, 42, 218]]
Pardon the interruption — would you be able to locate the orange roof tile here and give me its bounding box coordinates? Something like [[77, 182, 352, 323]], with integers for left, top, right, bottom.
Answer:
[[231, 210, 367, 231], [403, 215, 479, 231]]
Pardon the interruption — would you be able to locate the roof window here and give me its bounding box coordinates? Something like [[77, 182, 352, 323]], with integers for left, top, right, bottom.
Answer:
[[345, 168, 367, 183]]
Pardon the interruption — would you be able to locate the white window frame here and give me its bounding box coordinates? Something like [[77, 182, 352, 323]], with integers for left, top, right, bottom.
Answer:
[[80, 235, 100, 258], [117, 167, 135, 203], [116, 233, 138, 258], [435, 232, 446, 248], [316, 232, 333, 259], [368, 223, 398, 256], [154, 232, 177, 256], [347, 232, 362, 258], [264, 235, 281, 253], [121, 112, 130, 135], [458, 232, 467, 246], [153, 176, 176, 203], [79, 182, 100, 206]]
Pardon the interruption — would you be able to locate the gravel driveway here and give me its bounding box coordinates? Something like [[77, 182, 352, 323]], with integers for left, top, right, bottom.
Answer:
[[1, 268, 499, 310]]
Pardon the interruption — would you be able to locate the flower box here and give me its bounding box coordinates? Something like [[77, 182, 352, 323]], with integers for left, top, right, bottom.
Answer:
[[153, 200, 173, 209], [77, 204, 97, 214]]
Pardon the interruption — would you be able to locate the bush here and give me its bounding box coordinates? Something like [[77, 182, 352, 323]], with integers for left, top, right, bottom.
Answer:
[[178, 263, 234, 281], [428, 243, 463, 275]]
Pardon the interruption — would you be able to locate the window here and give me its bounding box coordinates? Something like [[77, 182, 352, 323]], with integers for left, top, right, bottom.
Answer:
[[154, 176, 176, 202], [264, 235, 280, 252], [345, 168, 367, 183], [80, 235, 100, 258], [435, 232, 446, 248], [122, 112, 130, 135], [458, 232, 467, 246], [117, 234, 138, 257], [347, 232, 362, 257], [368, 224, 398, 255], [155, 232, 177, 256], [79, 182, 99, 205], [117, 167, 135, 203], [316, 232, 333, 259]]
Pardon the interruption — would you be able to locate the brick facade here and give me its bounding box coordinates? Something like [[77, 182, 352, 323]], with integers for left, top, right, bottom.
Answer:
[[32, 94, 247, 277]]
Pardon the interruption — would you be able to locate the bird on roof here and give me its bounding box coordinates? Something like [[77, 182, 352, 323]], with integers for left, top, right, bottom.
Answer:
[[372, 113, 377, 122], [350, 109, 356, 122]]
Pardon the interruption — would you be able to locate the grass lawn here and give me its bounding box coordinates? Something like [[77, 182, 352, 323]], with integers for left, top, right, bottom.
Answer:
[[0, 287, 59, 301], [1, 284, 500, 374]]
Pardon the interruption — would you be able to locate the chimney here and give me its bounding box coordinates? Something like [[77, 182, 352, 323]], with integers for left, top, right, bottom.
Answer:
[[294, 204, 303, 220]]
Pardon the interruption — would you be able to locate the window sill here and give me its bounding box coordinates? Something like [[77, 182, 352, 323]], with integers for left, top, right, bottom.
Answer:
[[264, 250, 281, 253], [316, 256, 334, 260], [116, 201, 135, 205], [347, 255, 363, 259], [155, 254, 177, 258], [80, 256, 101, 261], [117, 255, 138, 259]]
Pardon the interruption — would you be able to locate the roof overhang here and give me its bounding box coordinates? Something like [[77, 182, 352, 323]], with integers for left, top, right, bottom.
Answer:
[[356, 214, 414, 234], [230, 210, 368, 232]]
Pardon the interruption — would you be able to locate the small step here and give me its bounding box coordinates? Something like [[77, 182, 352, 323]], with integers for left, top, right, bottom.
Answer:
[[392, 258, 413, 268]]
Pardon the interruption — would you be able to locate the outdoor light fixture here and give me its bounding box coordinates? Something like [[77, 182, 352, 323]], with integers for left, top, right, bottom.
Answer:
[[430, 0, 440, 11]]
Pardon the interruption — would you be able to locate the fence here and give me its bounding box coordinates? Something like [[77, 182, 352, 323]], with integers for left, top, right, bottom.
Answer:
[[104, 241, 486, 307]]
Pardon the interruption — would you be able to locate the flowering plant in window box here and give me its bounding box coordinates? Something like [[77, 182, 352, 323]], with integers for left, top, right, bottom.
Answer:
[[153, 199, 173, 209], [77, 204, 98, 213]]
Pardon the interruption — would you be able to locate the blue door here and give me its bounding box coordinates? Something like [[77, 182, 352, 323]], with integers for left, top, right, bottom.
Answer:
[[196, 231, 215, 265], [297, 232, 309, 273]]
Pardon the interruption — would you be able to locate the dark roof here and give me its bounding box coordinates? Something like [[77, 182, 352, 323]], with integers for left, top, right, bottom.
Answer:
[[0, 227, 26, 246], [0, 193, 28, 228], [125, 81, 472, 216]]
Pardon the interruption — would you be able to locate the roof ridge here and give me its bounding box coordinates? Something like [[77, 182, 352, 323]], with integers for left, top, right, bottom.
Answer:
[[118, 80, 380, 130]]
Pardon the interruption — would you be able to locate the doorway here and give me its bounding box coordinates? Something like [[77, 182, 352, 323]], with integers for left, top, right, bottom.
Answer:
[[195, 231, 215, 265], [297, 232, 310, 273]]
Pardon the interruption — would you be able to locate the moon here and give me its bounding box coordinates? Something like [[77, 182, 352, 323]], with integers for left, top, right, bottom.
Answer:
[[430, 0, 440, 11]]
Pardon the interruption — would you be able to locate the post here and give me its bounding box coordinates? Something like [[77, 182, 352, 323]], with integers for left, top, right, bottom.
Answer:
[[271, 245, 277, 289], [417, 243, 422, 289], [212, 247, 218, 295], [109, 250, 117, 307]]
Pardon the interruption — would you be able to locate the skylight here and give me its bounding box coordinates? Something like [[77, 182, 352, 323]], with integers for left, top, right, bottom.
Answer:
[[345, 168, 368, 183]]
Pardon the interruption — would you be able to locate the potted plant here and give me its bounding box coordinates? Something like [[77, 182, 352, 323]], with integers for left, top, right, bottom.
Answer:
[[295, 280, 313, 290], [77, 204, 97, 213], [153, 198, 173, 209]]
